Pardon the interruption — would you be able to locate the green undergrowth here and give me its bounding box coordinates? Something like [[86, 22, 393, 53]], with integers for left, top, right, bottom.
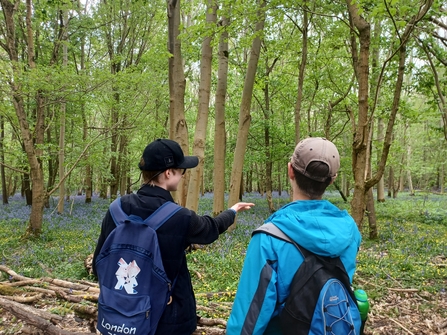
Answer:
[[0, 191, 446, 320]]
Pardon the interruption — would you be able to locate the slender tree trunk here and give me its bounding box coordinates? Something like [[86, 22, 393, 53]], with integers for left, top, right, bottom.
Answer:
[[45, 126, 56, 208], [109, 92, 120, 200], [278, 161, 282, 196], [0, 116, 7, 205], [212, 13, 229, 216], [387, 166, 393, 197], [228, 0, 266, 231], [22, 172, 32, 205], [57, 10, 68, 214], [168, 0, 189, 205], [406, 142, 414, 195], [263, 54, 277, 213], [346, 0, 371, 229], [365, 117, 378, 238], [100, 145, 108, 199], [376, 117, 385, 202], [58, 104, 66, 213], [76, 0, 92, 203], [293, 0, 308, 144], [441, 164, 445, 194], [186, 0, 217, 211], [366, 187, 377, 238], [118, 115, 128, 196]]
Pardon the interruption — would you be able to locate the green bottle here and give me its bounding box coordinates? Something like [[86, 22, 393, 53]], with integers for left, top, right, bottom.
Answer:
[[354, 289, 369, 334]]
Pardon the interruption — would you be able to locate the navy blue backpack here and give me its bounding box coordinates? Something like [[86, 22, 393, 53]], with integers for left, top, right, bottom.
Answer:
[[95, 198, 181, 335], [254, 223, 362, 335]]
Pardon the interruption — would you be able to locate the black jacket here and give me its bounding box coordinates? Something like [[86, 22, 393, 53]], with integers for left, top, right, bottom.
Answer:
[[92, 185, 236, 335]]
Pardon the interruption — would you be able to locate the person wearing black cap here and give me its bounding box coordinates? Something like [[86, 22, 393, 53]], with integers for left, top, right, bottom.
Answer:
[[92, 138, 254, 335], [227, 137, 361, 335]]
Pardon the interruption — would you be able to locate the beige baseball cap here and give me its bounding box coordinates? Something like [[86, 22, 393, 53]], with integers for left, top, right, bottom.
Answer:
[[291, 137, 340, 182]]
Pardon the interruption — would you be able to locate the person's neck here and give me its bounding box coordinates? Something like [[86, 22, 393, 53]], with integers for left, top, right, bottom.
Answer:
[[292, 186, 321, 201], [142, 181, 167, 190]]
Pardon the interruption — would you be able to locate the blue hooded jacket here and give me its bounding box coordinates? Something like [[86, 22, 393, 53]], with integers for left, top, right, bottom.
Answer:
[[227, 200, 361, 335]]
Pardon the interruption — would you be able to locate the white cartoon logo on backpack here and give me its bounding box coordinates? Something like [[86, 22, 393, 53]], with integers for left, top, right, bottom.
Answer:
[[115, 258, 141, 294]]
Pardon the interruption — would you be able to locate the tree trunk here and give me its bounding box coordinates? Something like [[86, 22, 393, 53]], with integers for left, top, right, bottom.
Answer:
[[22, 172, 32, 206], [109, 93, 120, 200], [366, 187, 378, 239], [212, 13, 229, 216], [76, 1, 92, 203], [293, 0, 308, 144], [407, 143, 414, 195], [0, 116, 8, 205], [277, 161, 282, 196], [168, 0, 189, 206], [263, 54, 277, 213], [346, 0, 371, 229], [441, 164, 445, 194], [186, 0, 217, 212], [228, 0, 266, 231], [118, 116, 129, 197], [58, 103, 66, 214], [376, 117, 385, 202], [100, 145, 108, 199], [387, 166, 393, 198], [57, 10, 68, 214]]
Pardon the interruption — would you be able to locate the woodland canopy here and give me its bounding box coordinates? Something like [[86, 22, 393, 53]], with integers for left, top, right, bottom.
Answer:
[[0, 0, 445, 239]]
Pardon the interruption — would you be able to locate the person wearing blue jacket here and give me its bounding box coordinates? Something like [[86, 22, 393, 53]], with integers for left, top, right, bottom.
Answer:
[[227, 137, 362, 335]]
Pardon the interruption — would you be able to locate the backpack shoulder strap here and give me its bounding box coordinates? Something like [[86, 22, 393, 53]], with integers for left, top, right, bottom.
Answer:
[[144, 201, 182, 230], [253, 222, 292, 243], [253, 223, 308, 258], [109, 197, 127, 226], [109, 197, 182, 230]]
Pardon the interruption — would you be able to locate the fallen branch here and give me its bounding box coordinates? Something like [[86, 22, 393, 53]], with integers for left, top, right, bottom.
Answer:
[[196, 291, 235, 299], [198, 317, 227, 327], [0, 296, 93, 335], [390, 317, 415, 335], [0, 293, 43, 303], [387, 288, 419, 292]]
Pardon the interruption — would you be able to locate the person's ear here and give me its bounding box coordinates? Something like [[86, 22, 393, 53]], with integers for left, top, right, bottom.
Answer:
[[287, 162, 295, 180], [164, 169, 171, 179]]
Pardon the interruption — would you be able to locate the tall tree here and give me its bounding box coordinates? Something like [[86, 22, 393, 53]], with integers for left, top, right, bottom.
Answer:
[[57, 9, 68, 214], [186, 0, 217, 211], [347, 0, 433, 228], [0, 0, 51, 235], [168, 0, 189, 205], [0, 116, 7, 204], [293, 0, 309, 144], [212, 12, 229, 216], [228, 0, 266, 230], [346, 0, 371, 229]]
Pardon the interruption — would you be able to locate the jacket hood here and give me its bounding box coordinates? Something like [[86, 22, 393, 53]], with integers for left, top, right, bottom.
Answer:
[[266, 200, 359, 257]]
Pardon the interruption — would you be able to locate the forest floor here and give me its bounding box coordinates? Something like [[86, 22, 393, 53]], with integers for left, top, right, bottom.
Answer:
[[0, 273, 446, 334], [1, 192, 447, 334]]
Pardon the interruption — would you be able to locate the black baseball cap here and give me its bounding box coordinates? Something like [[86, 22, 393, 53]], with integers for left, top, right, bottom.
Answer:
[[138, 138, 199, 171]]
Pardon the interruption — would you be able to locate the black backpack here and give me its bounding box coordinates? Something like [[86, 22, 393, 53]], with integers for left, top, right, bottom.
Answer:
[[253, 223, 362, 335], [95, 198, 181, 335]]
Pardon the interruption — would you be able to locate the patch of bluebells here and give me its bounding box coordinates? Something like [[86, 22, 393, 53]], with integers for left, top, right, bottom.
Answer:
[[0, 193, 110, 279]]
